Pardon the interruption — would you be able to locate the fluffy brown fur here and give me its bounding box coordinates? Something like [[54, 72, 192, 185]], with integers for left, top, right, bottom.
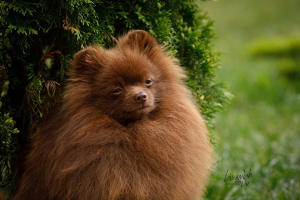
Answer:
[[13, 30, 213, 200]]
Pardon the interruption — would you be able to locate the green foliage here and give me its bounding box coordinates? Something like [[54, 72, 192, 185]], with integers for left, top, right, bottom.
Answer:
[[0, 0, 230, 196], [0, 86, 19, 195], [248, 36, 300, 80], [248, 36, 300, 58]]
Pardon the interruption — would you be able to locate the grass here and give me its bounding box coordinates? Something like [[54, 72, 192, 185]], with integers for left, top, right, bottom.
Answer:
[[199, 0, 300, 199]]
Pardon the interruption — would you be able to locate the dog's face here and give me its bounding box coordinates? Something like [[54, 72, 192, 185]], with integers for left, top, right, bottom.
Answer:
[[92, 51, 158, 123], [69, 30, 182, 125]]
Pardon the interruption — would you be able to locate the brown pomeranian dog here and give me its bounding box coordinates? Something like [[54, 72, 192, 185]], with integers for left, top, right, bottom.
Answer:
[[13, 30, 213, 200]]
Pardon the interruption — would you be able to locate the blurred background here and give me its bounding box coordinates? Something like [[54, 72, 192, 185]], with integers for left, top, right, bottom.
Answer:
[[200, 0, 300, 199]]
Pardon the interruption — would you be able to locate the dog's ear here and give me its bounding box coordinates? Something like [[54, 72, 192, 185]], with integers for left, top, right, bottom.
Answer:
[[71, 47, 104, 79], [73, 47, 102, 70], [119, 30, 158, 53]]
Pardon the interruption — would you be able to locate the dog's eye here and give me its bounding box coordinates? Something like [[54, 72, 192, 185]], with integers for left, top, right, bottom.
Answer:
[[113, 88, 122, 95], [145, 79, 152, 87]]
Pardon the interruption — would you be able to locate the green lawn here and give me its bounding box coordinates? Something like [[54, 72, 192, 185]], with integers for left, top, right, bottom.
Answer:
[[200, 0, 300, 199]]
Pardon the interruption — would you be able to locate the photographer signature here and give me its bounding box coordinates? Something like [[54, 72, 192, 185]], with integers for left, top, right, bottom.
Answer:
[[224, 168, 252, 188]]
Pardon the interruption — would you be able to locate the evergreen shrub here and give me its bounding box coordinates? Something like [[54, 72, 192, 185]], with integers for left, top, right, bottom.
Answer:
[[0, 0, 230, 196]]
